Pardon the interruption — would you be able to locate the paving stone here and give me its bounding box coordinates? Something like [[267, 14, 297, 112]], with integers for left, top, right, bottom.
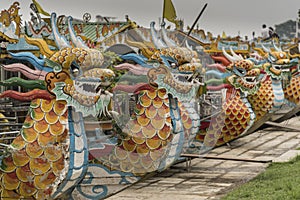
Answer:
[[235, 136, 272, 150], [162, 185, 224, 195], [142, 178, 161, 183], [145, 193, 209, 200], [192, 159, 224, 168], [237, 150, 265, 159], [273, 150, 300, 163], [236, 153, 256, 160], [281, 131, 300, 138], [236, 162, 267, 172], [256, 138, 289, 150], [173, 172, 224, 180], [107, 195, 150, 200], [253, 156, 275, 161], [207, 182, 233, 187], [220, 171, 259, 180], [157, 171, 176, 177], [214, 160, 241, 170], [210, 146, 231, 155], [263, 130, 285, 135], [263, 149, 287, 156], [157, 178, 186, 184], [277, 140, 300, 149], [217, 148, 247, 157], [184, 179, 220, 184], [296, 134, 300, 139], [135, 186, 165, 192]]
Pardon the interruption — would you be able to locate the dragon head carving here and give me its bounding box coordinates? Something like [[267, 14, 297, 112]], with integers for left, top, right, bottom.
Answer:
[[147, 47, 204, 101], [223, 48, 264, 95], [117, 24, 205, 102], [45, 48, 115, 117], [261, 43, 296, 81]]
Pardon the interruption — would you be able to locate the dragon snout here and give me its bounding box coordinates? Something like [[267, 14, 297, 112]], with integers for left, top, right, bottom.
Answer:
[[178, 63, 202, 72], [82, 68, 115, 86], [276, 59, 290, 65]]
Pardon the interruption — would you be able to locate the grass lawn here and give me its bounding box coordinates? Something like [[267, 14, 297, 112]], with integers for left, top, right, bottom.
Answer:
[[222, 155, 300, 200]]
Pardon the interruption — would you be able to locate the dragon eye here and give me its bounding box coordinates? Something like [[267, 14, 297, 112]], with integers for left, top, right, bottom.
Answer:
[[238, 69, 245, 74], [235, 67, 246, 76], [72, 68, 79, 77], [70, 63, 80, 78], [171, 63, 177, 68]]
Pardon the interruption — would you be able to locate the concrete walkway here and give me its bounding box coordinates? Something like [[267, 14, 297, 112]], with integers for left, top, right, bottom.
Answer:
[[107, 116, 300, 200]]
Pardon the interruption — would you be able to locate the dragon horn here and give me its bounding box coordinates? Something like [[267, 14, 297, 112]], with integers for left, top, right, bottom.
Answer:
[[185, 40, 193, 51], [150, 21, 167, 49], [51, 13, 71, 49], [261, 44, 270, 53], [230, 47, 243, 60], [161, 23, 176, 47], [272, 40, 281, 52], [68, 16, 88, 48], [222, 47, 237, 62]]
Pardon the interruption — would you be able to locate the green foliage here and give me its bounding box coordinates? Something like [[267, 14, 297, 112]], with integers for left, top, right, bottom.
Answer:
[[222, 155, 300, 200]]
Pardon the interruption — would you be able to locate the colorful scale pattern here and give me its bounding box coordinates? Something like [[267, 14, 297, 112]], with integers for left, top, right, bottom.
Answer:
[[151, 47, 197, 67], [179, 102, 200, 150], [196, 90, 252, 146], [284, 76, 300, 105], [248, 78, 275, 120], [50, 47, 104, 69], [227, 59, 253, 71], [0, 99, 68, 199]]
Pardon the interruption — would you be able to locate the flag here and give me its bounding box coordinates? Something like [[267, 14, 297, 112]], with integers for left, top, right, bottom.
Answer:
[[163, 0, 177, 24], [222, 31, 227, 39], [32, 0, 50, 16]]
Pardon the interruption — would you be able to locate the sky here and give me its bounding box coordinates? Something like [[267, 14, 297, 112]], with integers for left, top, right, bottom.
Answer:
[[1, 0, 299, 37]]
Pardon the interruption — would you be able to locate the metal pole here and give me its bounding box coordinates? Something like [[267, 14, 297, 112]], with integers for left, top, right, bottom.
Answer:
[[297, 17, 299, 38], [187, 3, 208, 37], [181, 3, 208, 46], [296, 17, 298, 38]]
